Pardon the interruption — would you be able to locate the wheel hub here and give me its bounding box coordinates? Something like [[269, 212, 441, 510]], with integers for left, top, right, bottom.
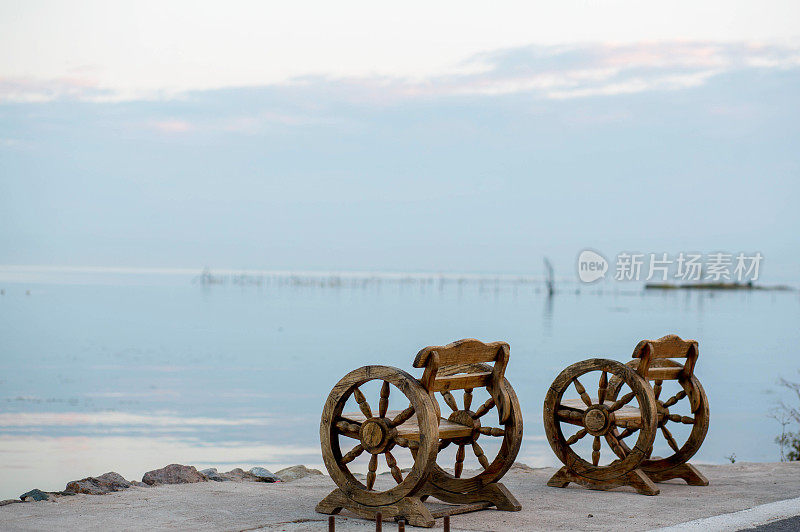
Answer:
[[448, 409, 480, 445], [583, 406, 611, 436], [359, 418, 394, 454]]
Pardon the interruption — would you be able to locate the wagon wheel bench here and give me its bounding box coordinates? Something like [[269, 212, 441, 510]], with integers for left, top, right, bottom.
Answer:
[[543, 334, 710, 496], [316, 339, 523, 527]]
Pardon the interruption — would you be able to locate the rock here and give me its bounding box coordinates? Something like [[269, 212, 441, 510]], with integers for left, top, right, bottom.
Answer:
[[200, 468, 229, 482], [218, 468, 259, 482], [274, 465, 323, 482], [19, 489, 49, 501], [65, 472, 132, 495], [510, 462, 537, 472], [249, 467, 279, 482], [1, 499, 22, 506], [142, 464, 206, 486], [130, 481, 150, 488]]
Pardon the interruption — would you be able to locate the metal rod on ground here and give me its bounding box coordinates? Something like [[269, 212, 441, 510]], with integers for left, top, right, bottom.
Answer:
[[376, 512, 382, 532], [328, 515, 335, 531], [444, 515, 450, 532]]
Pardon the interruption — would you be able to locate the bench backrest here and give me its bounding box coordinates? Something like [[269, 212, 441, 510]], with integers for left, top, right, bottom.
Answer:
[[413, 339, 511, 421], [632, 334, 699, 380]]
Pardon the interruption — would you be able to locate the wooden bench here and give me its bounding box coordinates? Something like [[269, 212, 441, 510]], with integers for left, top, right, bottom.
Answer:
[[543, 334, 710, 495], [317, 339, 523, 527]]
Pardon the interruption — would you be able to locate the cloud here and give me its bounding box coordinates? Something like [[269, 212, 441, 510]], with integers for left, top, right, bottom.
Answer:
[[143, 111, 335, 135], [0, 76, 116, 103], [148, 119, 194, 133], [2, 41, 799, 104], [386, 41, 800, 99]]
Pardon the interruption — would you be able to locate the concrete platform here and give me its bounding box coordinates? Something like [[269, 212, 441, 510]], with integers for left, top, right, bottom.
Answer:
[[2, 462, 799, 531]]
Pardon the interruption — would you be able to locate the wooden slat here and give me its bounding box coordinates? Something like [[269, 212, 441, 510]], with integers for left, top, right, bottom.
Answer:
[[633, 334, 697, 359], [432, 371, 492, 392], [341, 410, 473, 441], [430, 502, 493, 518], [413, 339, 505, 368], [647, 366, 683, 380]]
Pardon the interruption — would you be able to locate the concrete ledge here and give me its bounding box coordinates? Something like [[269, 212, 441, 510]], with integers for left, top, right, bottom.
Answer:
[[653, 496, 800, 531], [1, 462, 799, 530]]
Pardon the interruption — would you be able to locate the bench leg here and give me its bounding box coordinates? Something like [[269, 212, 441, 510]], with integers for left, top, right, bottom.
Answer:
[[644, 462, 709, 486], [421, 482, 522, 511], [316, 488, 435, 528], [547, 466, 660, 496]]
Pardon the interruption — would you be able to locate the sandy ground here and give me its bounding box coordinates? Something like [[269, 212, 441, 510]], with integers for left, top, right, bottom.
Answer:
[[2, 463, 800, 531]]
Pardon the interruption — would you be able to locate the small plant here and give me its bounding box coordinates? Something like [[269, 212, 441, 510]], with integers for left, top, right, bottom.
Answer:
[[724, 453, 736, 464], [772, 372, 800, 461]]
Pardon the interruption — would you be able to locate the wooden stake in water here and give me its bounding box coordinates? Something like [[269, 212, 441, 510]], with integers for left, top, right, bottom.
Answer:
[[328, 515, 335, 532], [376, 512, 382, 532], [444, 515, 450, 532]]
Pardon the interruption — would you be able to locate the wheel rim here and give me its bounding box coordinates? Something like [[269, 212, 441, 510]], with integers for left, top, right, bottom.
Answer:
[[429, 364, 523, 493], [607, 360, 709, 472], [543, 359, 657, 481], [320, 365, 438, 507]]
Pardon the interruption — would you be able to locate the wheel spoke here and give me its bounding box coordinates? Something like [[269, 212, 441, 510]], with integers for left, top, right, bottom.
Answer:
[[653, 380, 663, 400], [667, 413, 695, 425], [557, 408, 584, 425], [597, 372, 608, 404], [662, 390, 687, 408], [661, 425, 681, 453], [366, 454, 378, 490], [438, 440, 451, 451], [565, 428, 588, 445], [454, 444, 466, 478], [472, 441, 490, 469], [573, 378, 594, 408], [473, 397, 495, 418], [385, 451, 403, 484], [592, 436, 601, 465], [618, 427, 638, 439], [441, 391, 459, 412], [609, 391, 635, 412], [390, 404, 415, 427], [379, 381, 390, 418], [335, 419, 361, 438], [464, 388, 473, 411], [478, 426, 505, 437], [353, 387, 373, 419], [341, 444, 364, 464]]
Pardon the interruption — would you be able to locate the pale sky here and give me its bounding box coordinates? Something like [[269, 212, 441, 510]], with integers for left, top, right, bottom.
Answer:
[[2, 1, 800, 100], [1, 1, 799, 281]]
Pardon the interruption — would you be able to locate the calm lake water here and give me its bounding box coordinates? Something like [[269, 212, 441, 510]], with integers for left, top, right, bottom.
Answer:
[[1, 268, 798, 500]]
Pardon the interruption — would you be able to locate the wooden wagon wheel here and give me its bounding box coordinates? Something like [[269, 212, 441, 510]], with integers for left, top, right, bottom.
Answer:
[[543, 359, 657, 484], [428, 363, 523, 494], [606, 359, 710, 475], [320, 365, 439, 508]]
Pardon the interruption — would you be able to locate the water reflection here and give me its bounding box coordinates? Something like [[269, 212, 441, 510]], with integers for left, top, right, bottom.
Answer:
[[0, 271, 798, 500]]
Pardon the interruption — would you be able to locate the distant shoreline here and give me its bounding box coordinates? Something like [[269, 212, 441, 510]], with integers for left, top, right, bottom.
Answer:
[[645, 282, 795, 291]]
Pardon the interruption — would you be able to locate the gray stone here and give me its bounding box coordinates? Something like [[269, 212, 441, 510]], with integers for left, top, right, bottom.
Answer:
[[218, 468, 258, 482], [200, 468, 229, 482], [509, 462, 537, 472], [1, 499, 22, 506], [274, 465, 323, 482], [65, 472, 132, 495], [249, 467, 279, 482], [19, 489, 49, 501], [142, 464, 206, 486]]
